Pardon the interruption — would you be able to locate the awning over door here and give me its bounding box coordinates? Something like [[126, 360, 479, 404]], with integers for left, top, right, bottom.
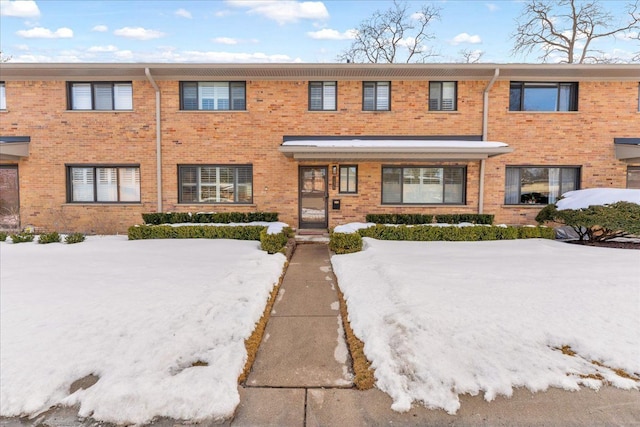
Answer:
[[614, 138, 640, 162], [0, 136, 30, 160], [279, 136, 513, 161]]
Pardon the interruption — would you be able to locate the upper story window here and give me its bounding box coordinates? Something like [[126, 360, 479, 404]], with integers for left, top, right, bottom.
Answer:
[[309, 81, 336, 111], [382, 166, 466, 204], [429, 81, 457, 111], [505, 166, 580, 205], [363, 81, 390, 111], [67, 165, 140, 203], [68, 82, 133, 110], [180, 82, 246, 111], [178, 165, 252, 204], [509, 82, 578, 112], [0, 82, 6, 110]]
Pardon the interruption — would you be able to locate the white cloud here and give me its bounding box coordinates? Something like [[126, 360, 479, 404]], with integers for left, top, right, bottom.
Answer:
[[114, 27, 165, 40], [213, 37, 238, 45], [485, 3, 499, 12], [0, 0, 40, 17], [226, 0, 329, 24], [87, 45, 118, 53], [114, 50, 134, 59], [450, 33, 482, 45], [307, 28, 356, 40], [92, 25, 108, 32], [215, 9, 231, 17], [175, 8, 192, 19], [16, 27, 73, 39], [615, 31, 639, 41]]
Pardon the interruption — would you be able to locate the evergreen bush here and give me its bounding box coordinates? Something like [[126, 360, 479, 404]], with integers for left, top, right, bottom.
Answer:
[[10, 232, 34, 243], [65, 233, 86, 244], [38, 231, 61, 244]]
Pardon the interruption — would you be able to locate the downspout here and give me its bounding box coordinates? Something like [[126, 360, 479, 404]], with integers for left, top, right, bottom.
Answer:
[[145, 68, 162, 213], [479, 68, 500, 214]]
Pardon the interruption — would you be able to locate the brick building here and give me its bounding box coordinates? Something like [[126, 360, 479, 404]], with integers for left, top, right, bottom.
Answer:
[[0, 63, 639, 233]]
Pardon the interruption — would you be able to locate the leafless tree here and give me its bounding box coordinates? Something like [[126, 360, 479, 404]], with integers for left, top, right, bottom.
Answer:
[[512, 0, 640, 63], [337, 1, 441, 63], [0, 51, 12, 62], [459, 48, 485, 63]]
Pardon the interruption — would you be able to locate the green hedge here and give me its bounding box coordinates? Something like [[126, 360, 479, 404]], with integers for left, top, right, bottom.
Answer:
[[329, 232, 363, 254], [0, 232, 7, 242], [10, 232, 35, 243], [260, 227, 292, 254], [65, 233, 86, 244], [128, 224, 265, 241], [38, 231, 61, 244], [128, 224, 292, 254], [141, 212, 279, 225], [330, 224, 553, 253], [365, 213, 494, 225]]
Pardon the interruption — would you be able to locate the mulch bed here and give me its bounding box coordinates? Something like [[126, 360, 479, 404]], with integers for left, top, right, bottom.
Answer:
[[565, 240, 640, 250]]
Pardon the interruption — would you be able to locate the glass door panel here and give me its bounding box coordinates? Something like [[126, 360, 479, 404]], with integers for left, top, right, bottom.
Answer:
[[299, 166, 327, 228]]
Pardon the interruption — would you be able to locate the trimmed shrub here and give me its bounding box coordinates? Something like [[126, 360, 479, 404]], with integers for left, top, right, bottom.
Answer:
[[141, 212, 279, 225], [517, 226, 555, 239], [128, 224, 265, 241], [0, 232, 7, 242], [260, 228, 291, 254], [10, 232, 34, 243], [434, 214, 494, 225], [38, 231, 61, 244], [65, 233, 86, 244], [365, 213, 433, 225], [329, 232, 363, 254], [536, 201, 640, 241]]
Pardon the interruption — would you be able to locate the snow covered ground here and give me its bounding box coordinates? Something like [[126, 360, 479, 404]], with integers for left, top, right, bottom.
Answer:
[[0, 236, 286, 424], [556, 188, 640, 210], [331, 238, 640, 414]]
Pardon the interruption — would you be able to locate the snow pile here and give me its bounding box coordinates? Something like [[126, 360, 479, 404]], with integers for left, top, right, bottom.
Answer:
[[557, 188, 640, 210], [331, 238, 640, 414], [0, 237, 286, 423]]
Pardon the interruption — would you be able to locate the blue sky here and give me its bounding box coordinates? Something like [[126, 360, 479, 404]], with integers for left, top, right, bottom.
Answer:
[[0, 0, 638, 63]]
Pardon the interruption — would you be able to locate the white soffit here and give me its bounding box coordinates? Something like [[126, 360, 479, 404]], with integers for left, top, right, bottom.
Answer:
[[279, 139, 513, 161]]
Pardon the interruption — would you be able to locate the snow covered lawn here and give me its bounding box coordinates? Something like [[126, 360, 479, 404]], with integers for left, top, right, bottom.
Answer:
[[331, 238, 640, 414], [0, 236, 286, 424]]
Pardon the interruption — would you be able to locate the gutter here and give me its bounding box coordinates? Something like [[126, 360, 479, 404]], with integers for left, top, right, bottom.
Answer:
[[145, 67, 162, 213], [479, 68, 500, 214]]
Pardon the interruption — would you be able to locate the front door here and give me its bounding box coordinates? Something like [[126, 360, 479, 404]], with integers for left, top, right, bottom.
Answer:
[[0, 165, 20, 230], [299, 166, 328, 229]]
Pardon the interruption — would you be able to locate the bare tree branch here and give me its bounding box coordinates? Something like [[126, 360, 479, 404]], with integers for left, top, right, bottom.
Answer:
[[511, 0, 640, 63], [337, 1, 440, 63], [458, 49, 485, 63]]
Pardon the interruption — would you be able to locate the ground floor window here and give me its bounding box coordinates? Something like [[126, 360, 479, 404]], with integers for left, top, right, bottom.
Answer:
[[179, 165, 252, 204], [628, 166, 640, 189], [339, 165, 357, 193], [67, 165, 140, 203], [505, 166, 580, 205], [0, 165, 19, 229], [382, 166, 466, 204]]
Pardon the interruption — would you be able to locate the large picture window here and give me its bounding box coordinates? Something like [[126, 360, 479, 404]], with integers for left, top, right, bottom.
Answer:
[[180, 82, 246, 111], [505, 166, 580, 205], [68, 82, 133, 110], [382, 166, 465, 204], [309, 81, 336, 111], [509, 82, 578, 111], [179, 165, 252, 204], [363, 81, 390, 111], [67, 165, 140, 203]]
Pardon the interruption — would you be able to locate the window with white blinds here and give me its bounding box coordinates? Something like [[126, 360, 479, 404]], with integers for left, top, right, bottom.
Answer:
[[178, 165, 253, 204], [309, 81, 336, 111], [429, 82, 457, 111], [180, 82, 246, 111], [68, 82, 133, 110], [363, 82, 390, 111], [68, 166, 140, 203]]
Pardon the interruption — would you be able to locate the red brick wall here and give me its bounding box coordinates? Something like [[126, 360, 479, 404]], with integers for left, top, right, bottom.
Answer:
[[1, 78, 637, 232]]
